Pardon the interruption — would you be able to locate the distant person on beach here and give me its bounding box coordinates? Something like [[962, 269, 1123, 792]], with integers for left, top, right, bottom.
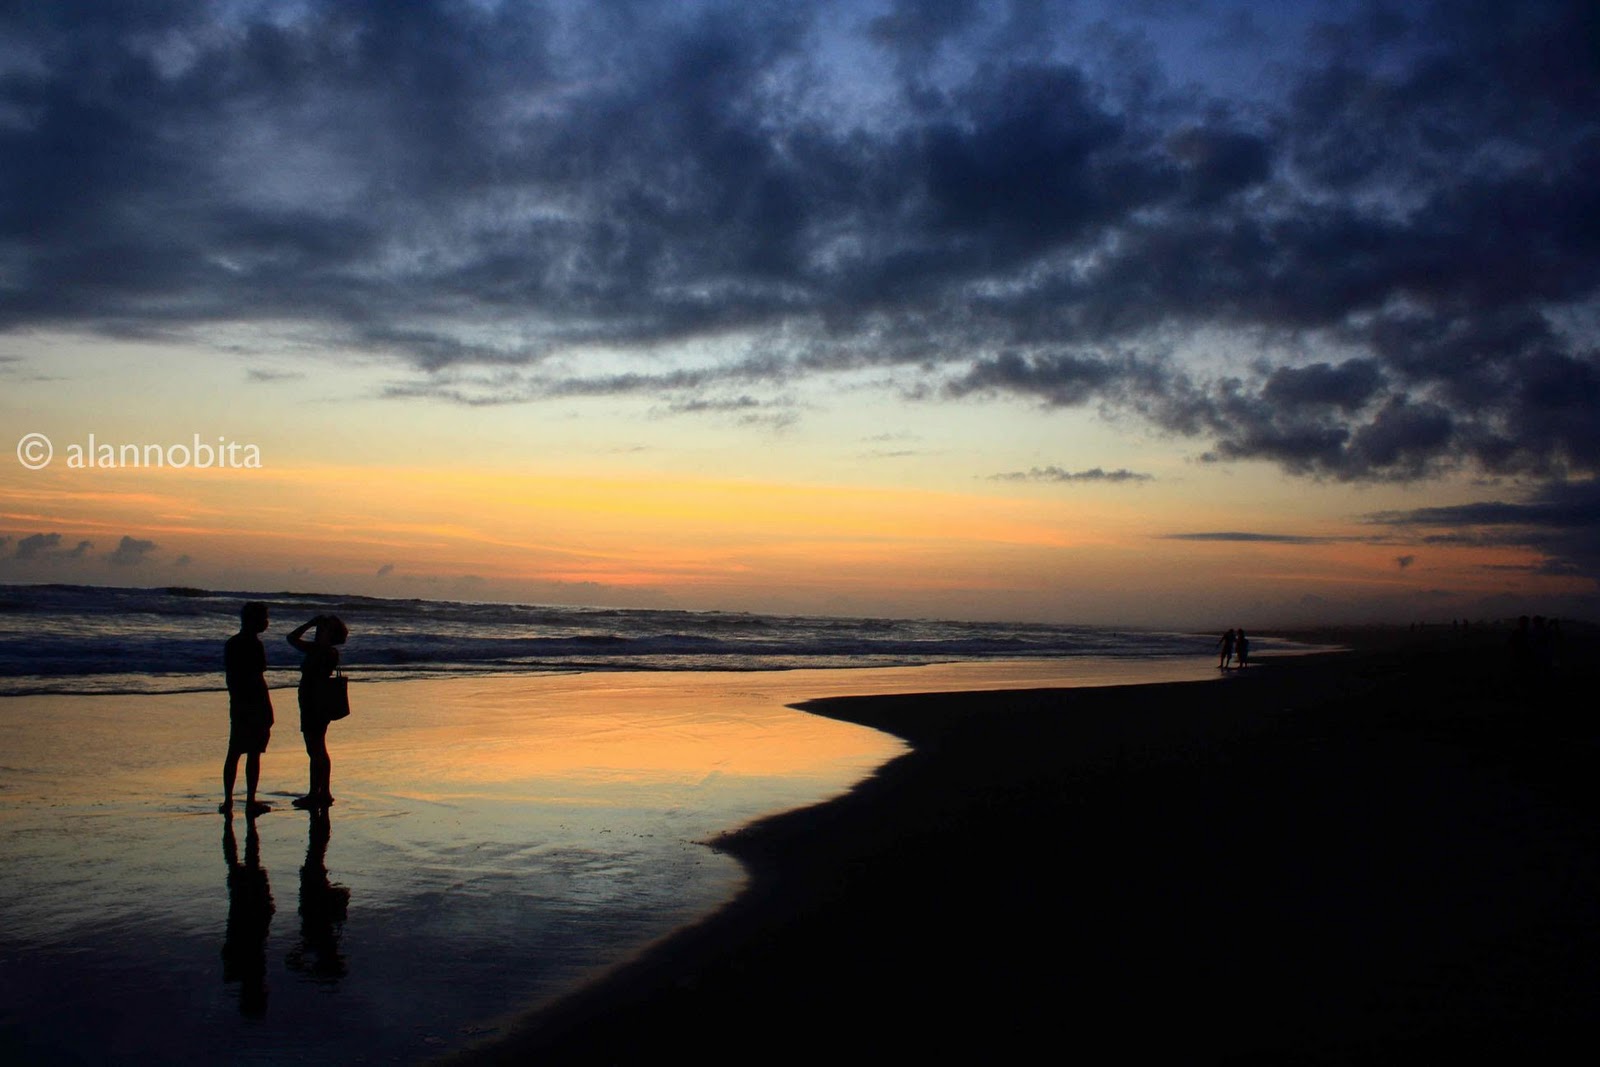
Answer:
[[1217, 629, 1236, 669], [222, 601, 273, 816], [288, 614, 347, 810], [1235, 629, 1250, 669]]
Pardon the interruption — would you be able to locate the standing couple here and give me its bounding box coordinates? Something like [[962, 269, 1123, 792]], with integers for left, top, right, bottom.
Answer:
[[221, 602, 349, 815], [1216, 627, 1250, 670]]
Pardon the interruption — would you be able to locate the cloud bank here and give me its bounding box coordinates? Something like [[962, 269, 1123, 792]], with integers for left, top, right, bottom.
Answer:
[[1, 0, 1596, 491], [1161, 531, 1342, 546], [989, 466, 1152, 484], [3, 531, 161, 567], [1365, 477, 1600, 588]]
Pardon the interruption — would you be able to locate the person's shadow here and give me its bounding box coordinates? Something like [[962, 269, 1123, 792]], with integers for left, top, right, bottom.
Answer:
[[287, 809, 351, 983], [221, 814, 275, 1017]]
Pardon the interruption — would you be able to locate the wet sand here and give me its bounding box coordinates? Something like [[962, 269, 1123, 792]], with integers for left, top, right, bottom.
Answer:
[[457, 628, 1600, 1065], [0, 658, 1221, 1064]]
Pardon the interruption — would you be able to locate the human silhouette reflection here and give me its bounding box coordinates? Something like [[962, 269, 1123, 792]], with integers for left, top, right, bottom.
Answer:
[[288, 809, 350, 983], [221, 814, 275, 1017]]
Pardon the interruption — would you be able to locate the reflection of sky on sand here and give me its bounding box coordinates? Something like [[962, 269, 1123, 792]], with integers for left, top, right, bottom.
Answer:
[[0, 660, 1216, 1063], [2, 668, 905, 1063]]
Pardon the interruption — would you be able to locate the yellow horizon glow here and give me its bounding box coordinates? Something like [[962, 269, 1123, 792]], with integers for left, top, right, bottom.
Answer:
[[1, 449, 1585, 623]]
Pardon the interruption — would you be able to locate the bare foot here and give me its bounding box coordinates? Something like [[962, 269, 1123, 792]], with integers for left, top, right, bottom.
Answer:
[[219, 800, 233, 814], [246, 801, 271, 817]]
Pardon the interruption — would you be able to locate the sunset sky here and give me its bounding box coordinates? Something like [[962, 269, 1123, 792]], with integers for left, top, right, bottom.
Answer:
[[2, 0, 1596, 628]]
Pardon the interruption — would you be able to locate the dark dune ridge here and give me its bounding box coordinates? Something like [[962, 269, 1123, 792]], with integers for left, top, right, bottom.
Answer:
[[452, 626, 1600, 1065]]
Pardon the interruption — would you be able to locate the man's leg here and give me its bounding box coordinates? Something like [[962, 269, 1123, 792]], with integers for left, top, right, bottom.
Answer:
[[221, 747, 240, 812], [243, 751, 259, 809]]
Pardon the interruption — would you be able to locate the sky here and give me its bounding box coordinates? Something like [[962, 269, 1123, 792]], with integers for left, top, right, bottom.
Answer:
[[1, 0, 1597, 629]]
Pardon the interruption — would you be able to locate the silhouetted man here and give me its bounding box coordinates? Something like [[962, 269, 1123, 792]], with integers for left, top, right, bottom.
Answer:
[[222, 601, 274, 815], [1217, 628, 1236, 669]]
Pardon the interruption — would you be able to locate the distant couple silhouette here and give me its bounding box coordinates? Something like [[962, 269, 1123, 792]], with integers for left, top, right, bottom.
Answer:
[[220, 603, 349, 815], [1217, 628, 1250, 670]]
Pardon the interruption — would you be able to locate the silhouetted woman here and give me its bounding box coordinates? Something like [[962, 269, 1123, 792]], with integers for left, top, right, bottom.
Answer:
[[288, 614, 346, 809]]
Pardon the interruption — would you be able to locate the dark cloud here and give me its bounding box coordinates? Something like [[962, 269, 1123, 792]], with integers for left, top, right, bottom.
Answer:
[[1166, 125, 1272, 207], [947, 352, 1147, 408], [376, 563, 394, 577], [106, 536, 157, 566], [1367, 482, 1600, 534], [1396, 555, 1415, 570], [1, 1, 1596, 484], [7, 532, 91, 562], [664, 395, 765, 415], [1260, 360, 1384, 414], [13, 532, 62, 560], [1483, 560, 1587, 578], [1365, 477, 1600, 585], [990, 466, 1153, 484], [869, 0, 983, 70], [247, 368, 305, 382], [1160, 531, 1338, 545]]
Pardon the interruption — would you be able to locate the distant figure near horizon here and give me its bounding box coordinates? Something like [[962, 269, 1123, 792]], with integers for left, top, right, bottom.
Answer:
[[1235, 629, 1250, 670], [288, 614, 347, 811], [222, 601, 273, 816], [1217, 629, 1236, 669]]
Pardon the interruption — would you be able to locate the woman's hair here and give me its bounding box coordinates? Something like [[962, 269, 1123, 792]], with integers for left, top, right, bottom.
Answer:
[[320, 615, 349, 646]]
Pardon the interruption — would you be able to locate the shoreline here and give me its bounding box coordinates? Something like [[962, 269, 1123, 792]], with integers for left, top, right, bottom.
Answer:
[[0, 645, 1277, 701], [451, 630, 1600, 1064], [1, 656, 1231, 1065]]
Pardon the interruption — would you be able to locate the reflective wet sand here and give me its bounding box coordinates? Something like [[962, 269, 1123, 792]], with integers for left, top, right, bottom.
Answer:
[[0, 660, 1217, 1063]]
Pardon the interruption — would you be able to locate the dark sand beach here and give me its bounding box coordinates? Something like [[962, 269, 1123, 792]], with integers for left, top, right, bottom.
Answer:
[[457, 627, 1600, 1065]]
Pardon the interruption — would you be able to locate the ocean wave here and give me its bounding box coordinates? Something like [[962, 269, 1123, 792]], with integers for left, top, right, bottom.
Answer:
[[0, 582, 1223, 696]]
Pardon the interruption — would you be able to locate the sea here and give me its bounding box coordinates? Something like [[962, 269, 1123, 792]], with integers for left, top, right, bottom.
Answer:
[[0, 582, 1251, 697]]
